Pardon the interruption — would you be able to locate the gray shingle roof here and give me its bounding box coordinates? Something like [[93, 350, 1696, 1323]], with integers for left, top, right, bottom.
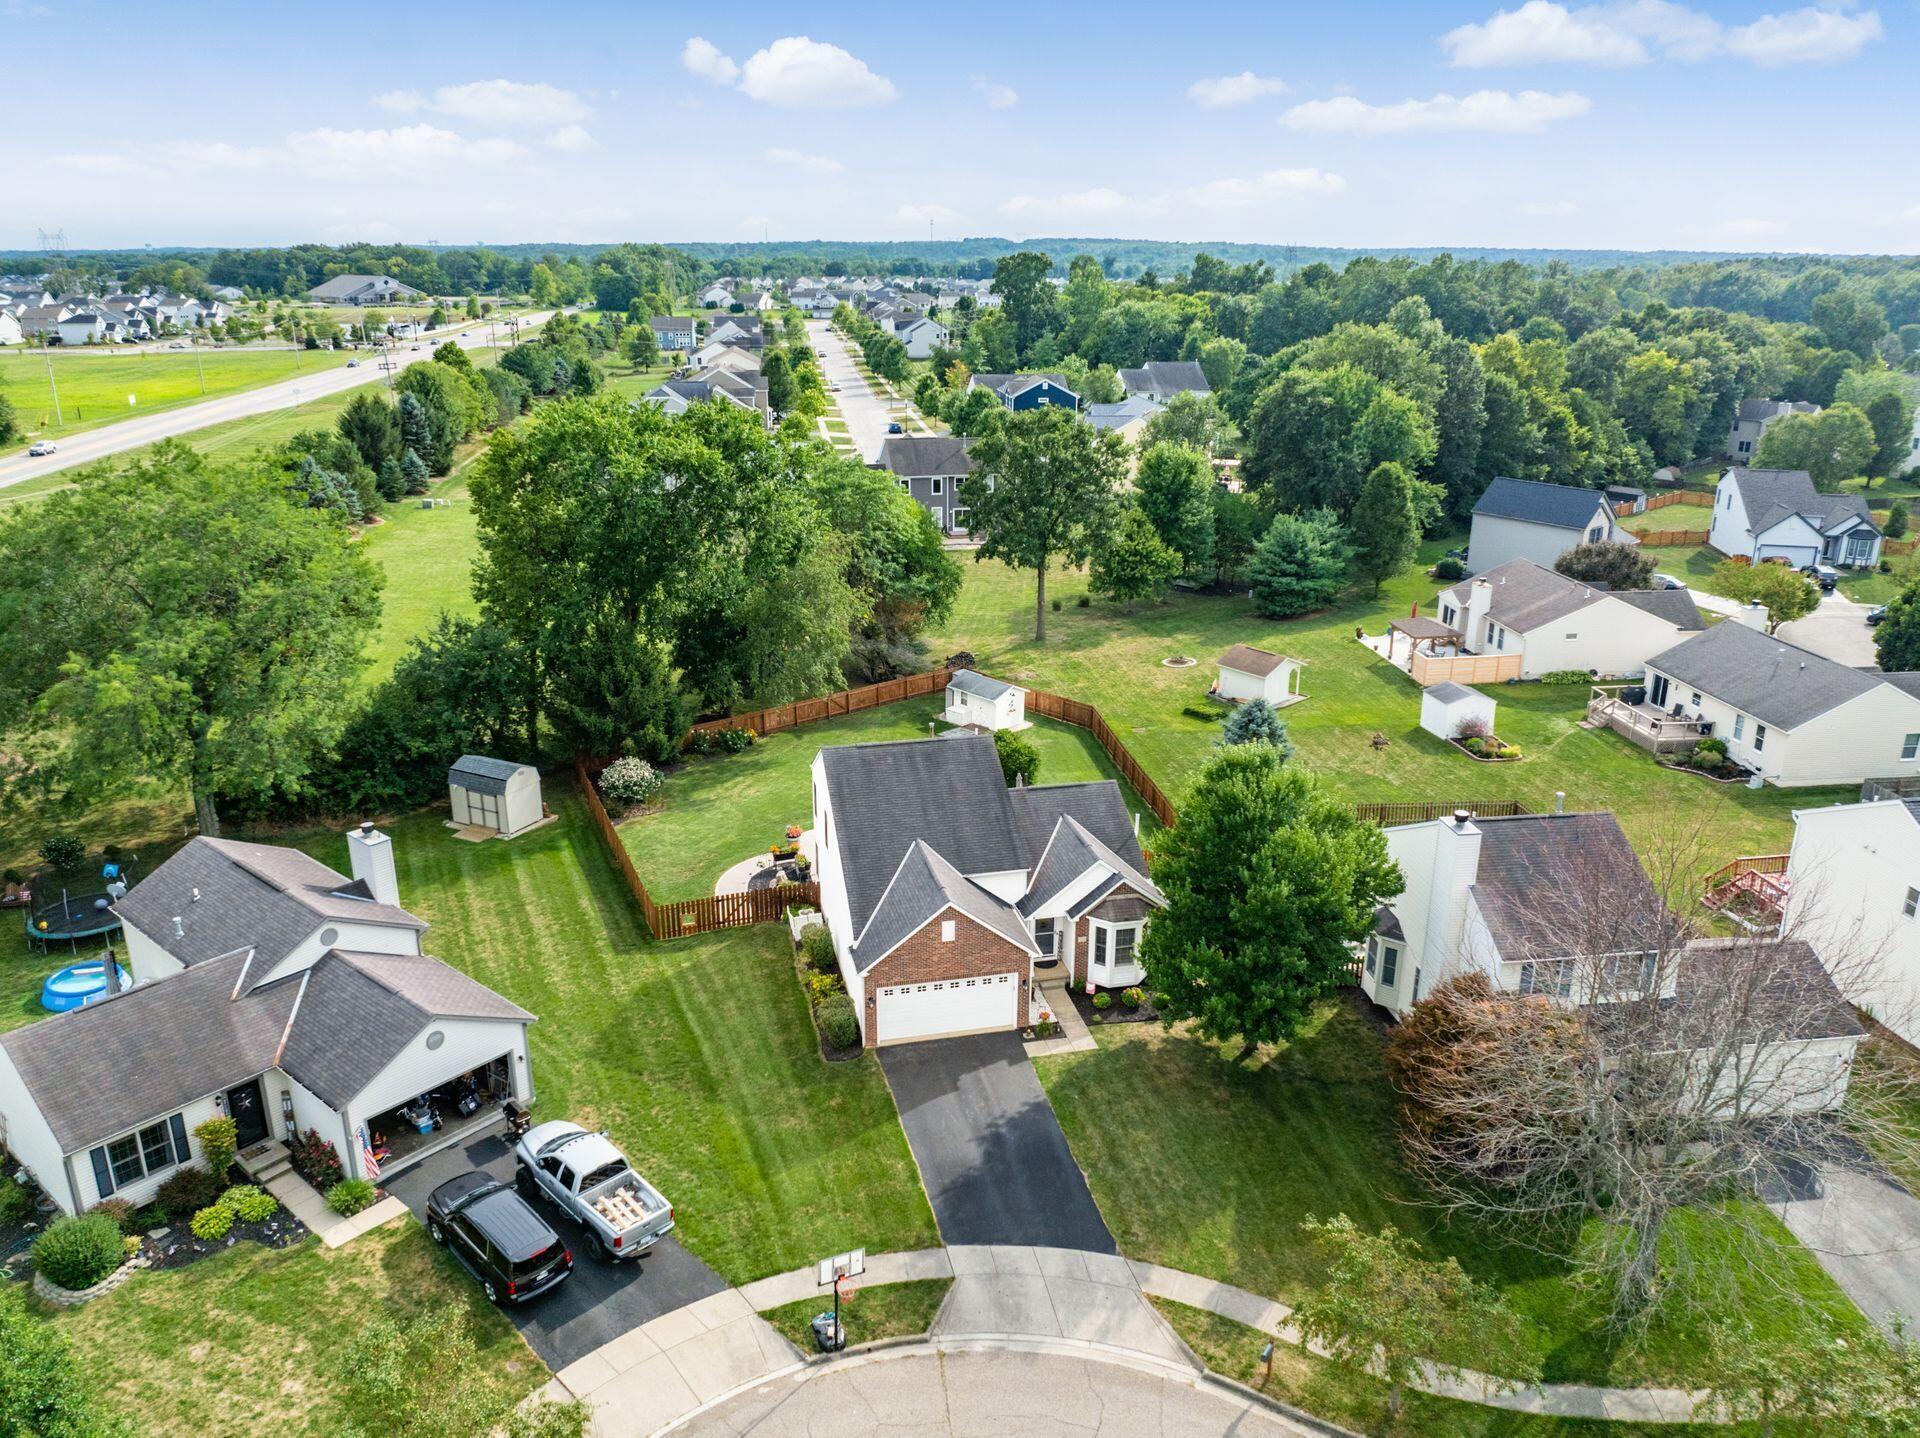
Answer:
[[1644, 621, 1918, 730], [1018, 815, 1163, 917], [876, 435, 973, 478], [1469, 812, 1664, 962], [1084, 397, 1163, 432], [1472, 477, 1610, 531], [113, 836, 425, 970], [450, 754, 531, 796], [1117, 361, 1210, 398], [1425, 682, 1478, 703], [1613, 588, 1705, 630], [969, 372, 1075, 401], [850, 841, 1036, 974], [1725, 467, 1877, 538], [1735, 397, 1819, 424], [1006, 782, 1145, 871], [948, 669, 1016, 701], [1443, 558, 1702, 636], [1670, 938, 1862, 1043], [1218, 643, 1293, 678]]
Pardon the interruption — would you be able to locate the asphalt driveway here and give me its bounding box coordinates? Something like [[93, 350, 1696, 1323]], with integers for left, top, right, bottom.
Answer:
[[880, 1031, 1115, 1253], [384, 1124, 728, 1369], [1777, 589, 1877, 666]]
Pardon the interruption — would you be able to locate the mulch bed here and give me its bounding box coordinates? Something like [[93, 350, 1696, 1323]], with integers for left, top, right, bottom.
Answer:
[[1657, 759, 1755, 784], [142, 1209, 309, 1271], [1065, 985, 1160, 1027], [1448, 736, 1521, 763]]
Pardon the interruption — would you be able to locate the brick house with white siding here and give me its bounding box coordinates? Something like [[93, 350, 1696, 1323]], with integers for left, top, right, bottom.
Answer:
[[811, 734, 1162, 1046]]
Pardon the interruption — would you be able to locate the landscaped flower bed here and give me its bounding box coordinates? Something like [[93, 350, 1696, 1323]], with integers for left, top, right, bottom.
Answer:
[[1071, 986, 1161, 1026], [794, 920, 861, 1060], [1658, 736, 1753, 783], [1449, 733, 1522, 762]]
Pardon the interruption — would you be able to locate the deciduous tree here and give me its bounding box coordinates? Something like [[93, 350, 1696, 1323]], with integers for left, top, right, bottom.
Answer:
[[1089, 504, 1182, 605], [1555, 540, 1656, 590], [1712, 557, 1819, 631], [1134, 442, 1216, 577], [1754, 403, 1878, 490], [1347, 461, 1419, 596]]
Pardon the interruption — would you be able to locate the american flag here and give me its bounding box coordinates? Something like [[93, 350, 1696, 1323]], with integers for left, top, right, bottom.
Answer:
[[359, 1124, 381, 1182]]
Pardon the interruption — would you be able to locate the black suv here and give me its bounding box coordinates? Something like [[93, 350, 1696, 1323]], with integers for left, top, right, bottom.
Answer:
[[426, 1171, 573, 1304]]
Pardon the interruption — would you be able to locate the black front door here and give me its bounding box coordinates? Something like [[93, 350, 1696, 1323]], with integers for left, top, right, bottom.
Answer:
[[225, 1079, 269, 1150]]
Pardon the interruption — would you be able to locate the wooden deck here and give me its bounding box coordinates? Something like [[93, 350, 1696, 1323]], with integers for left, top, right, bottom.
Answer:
[[1586, 687, 1707, 754], [1702, 854, 1790, 929]]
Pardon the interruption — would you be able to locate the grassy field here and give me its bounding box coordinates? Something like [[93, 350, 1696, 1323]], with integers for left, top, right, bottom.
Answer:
[[1, 346, 343, 450], [922, 550, 1841, 872], [41, 1221, 544, 1438], [1155, 1299, 1768, 1438], [286, 794, 937, 1283], [617, 704, 1160, 901], [761, 1278, 951, 1352], [358, 470, 482, 678], [1038, 1001, 1866, 1388]]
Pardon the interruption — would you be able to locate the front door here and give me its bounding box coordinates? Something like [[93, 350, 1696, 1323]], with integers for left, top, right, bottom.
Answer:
[[225, 1079, 269, 1150]]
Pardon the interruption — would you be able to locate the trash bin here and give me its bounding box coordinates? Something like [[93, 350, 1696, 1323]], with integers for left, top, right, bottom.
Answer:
[[810, 1311, 845, 1353]]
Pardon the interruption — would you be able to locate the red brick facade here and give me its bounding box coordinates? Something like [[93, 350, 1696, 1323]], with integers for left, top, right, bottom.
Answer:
[[862, 907, 1032, 1046]]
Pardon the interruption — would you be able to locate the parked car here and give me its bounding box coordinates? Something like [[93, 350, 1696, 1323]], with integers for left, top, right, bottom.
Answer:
[[166, 341, 188, 350], [1803, 562, 1839, 592], [1868, 604, 1888, 626], [345, 358, 359, 367], [887, 422, 904, 434], [27, 442, 56, 457], [1652, 573, 1686, 591], [426, 1171, 573, 1304], [514, 1120, 674, 1261]]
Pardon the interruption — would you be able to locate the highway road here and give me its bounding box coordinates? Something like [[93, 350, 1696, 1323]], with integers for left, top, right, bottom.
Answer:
[[0, 311, 554, 492]]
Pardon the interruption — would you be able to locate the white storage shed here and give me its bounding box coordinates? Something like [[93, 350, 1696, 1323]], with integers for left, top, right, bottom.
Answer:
[[943, 669, 1028, 731], [1215, 645, 1305, 707], [449, 755, 544, 837], [1420, 683, 1497, 743]]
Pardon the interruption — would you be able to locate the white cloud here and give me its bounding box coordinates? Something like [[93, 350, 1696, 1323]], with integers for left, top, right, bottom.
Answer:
[[282, 124, 529, 179], [1518, 198, 1581, 217], [1181, 168, 1347, 209], [892, 203, 961, 229], [1724, 7, 1882, 66], [373, 79, 588, 127], [1187, 71, 1290, 108], [1281, 89, 1591, 135], [1000, 187, 1148, 226], [1442, 1, 1877, 68], [766, 147, 843, 174], [681, 37, 740, 85], [972, 75, 1019, 109], [739, 36, 897, 107], [545, 125, 595, 152], [147, 141, 278, 169]]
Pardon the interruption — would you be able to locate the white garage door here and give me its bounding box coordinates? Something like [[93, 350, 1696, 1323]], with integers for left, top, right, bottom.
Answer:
[[875, 973, 1018, 1045]]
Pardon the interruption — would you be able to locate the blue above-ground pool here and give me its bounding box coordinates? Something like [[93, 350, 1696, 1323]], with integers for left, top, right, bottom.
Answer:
[[41, 959, 128, 1013]]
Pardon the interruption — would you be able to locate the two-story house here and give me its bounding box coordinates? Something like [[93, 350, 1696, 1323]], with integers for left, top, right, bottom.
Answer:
[[968, 372, 1080, 413], [1431, 559, 1703, 680], [1726, 398, 1820, 462], [1467, 477, 1631, 575], [873, 435, 976, 533]]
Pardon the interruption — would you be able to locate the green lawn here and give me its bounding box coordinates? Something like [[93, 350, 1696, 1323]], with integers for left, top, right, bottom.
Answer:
[[358, 470, 482, 678], [1155, 1299, 1774, 1438], [41, 1221, 543, 1438], [1, 346, 344, 451], [288, 793, 937, 1283], [924, 551, 1841, 873], [1037, 1002, 1866, 1388], [618, 704, 1161, 901], [761, 1277, 951, 1352]]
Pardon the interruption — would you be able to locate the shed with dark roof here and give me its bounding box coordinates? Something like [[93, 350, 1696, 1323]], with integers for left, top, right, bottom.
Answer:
[[449, 755, 544, 836]]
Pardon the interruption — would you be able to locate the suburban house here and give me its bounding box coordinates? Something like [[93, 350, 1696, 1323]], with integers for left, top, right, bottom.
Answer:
[[1430, 559, 1704, 680], [1214, 644, 1305, 706], [1467, 477, 1631, 575], [968, 372, 1080, 412], [55, 310, 109, 345], [0, 311, 20, 346], [306, 274, 422, 306], [703, 316, 764, 348], [1708, 466, 1881, 570], [811, 735, 1162, 1046], [943, 669, 1028, 731], [648, 314, 698, 351], [0, 828, 535, 1215], [1726, 398, 1820, 462], [1117, 360, 1210, 405], [1083, 397, 1164, 448], [697, 281, 736, 307], [1640, 620, 1920, 786], [1783, 796, 1920, 1048], [896, 317, 949, 360], [1365, 808, 1860, 1114], [642, 375, 768, 425], [873, 435, 975, 533]]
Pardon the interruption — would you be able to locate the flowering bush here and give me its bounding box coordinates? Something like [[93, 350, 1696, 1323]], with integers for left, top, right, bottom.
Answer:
[[599, 756, 663, 806], [289, 1128, 343, 1187]]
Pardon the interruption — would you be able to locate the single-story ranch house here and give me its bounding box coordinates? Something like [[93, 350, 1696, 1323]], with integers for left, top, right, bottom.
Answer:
[[1365, 808, 1859, 1116], [1432, 559, 1704, 680], [1467, 477, 1632, 576], [1642, 620, 1920, 787], [305, 274, 422, 306], [811, 735, 1161, 1046], [0, 827, 534, 1215], [1708, 466, 1881, 571]]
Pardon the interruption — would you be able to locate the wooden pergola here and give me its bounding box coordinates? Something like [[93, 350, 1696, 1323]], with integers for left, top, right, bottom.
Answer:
[[1380, 615, 1462, 668]]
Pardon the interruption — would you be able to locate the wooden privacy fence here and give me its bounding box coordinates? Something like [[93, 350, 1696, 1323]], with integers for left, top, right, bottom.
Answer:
[[1408, 649, 1523, 687], [1023, 689, 1179, 829], [685, 670, 952, 745], [574, 755, 819, 941], [1619, 490, 1711, 517], [1631, 528, 1711, 547], [1353, 799, 1532, 826]]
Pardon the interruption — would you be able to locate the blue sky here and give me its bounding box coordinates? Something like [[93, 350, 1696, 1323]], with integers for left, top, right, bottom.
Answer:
[[7, 0, 1915, 254]]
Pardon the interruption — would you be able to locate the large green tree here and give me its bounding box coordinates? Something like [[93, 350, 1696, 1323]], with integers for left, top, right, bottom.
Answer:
[[1347, 460, 1419, 596], [1133, 442, 1216, 576], [958, 406, 1127, 640], [0, 443, 381, 834], [1242, 364, 1436, 515], [1089, 504, 1182, 605], [1875, 580, 1920, 671], [1753, 403, 1878, 489], [989, 250, 1058, 360], [1248, 509, 1350, 618], [1140, 747, 1400, 1056]]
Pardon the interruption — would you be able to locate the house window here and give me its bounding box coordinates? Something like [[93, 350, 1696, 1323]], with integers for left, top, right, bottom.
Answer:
[[1587, 525, 1605, 544], [105, 1119, 185, 1190], [1485, 620, 1497, 648], [1690, 692, 1701, 707], [931, 477, 943, 495], [1733, 714, 1745, 742], [1903, 734, 1920, 761], [1754, 724, 1767, 752], [1113, 923, 1139, 969], [1441, 605, 1456, 626], [1906, 887, 1919, 919], [940, 919, 956, 942], [1519, 959, 1574, 998], [1364, 936, 1377, 977], [1379, 944, 1399, 987], [1033, 918, 1056, 956]]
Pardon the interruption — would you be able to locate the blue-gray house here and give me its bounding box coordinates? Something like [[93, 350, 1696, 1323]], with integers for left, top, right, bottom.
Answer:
[[969, 372, 1080, 413]]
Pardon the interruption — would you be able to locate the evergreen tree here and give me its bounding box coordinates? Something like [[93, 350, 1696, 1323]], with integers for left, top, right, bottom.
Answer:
[[400, 448, 430, 494], [1221, 697, 1293, 756], [1248, 509, 1350, 618], [398, 392, 433, 467], [376, 455, 405, 502]]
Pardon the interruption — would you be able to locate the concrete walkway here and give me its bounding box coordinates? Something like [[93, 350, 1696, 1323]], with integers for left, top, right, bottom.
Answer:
[[1025, 978, 1098, 1057], [543, 1243, 1710, 1435], [1779, 1166, 1920, 1333], [260, 1168, 407, 1249]]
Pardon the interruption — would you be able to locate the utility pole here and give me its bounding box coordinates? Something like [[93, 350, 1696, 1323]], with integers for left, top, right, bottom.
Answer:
[[42, 347, 62, 427], [192, 335, 206, 395]]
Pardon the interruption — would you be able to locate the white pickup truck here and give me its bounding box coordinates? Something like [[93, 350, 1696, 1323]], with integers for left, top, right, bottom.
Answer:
[[513, 1121, 674, 1261]]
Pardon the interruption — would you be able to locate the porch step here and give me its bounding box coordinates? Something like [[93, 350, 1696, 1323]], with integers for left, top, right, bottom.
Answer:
[[250, 1158, 293, 1185]]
